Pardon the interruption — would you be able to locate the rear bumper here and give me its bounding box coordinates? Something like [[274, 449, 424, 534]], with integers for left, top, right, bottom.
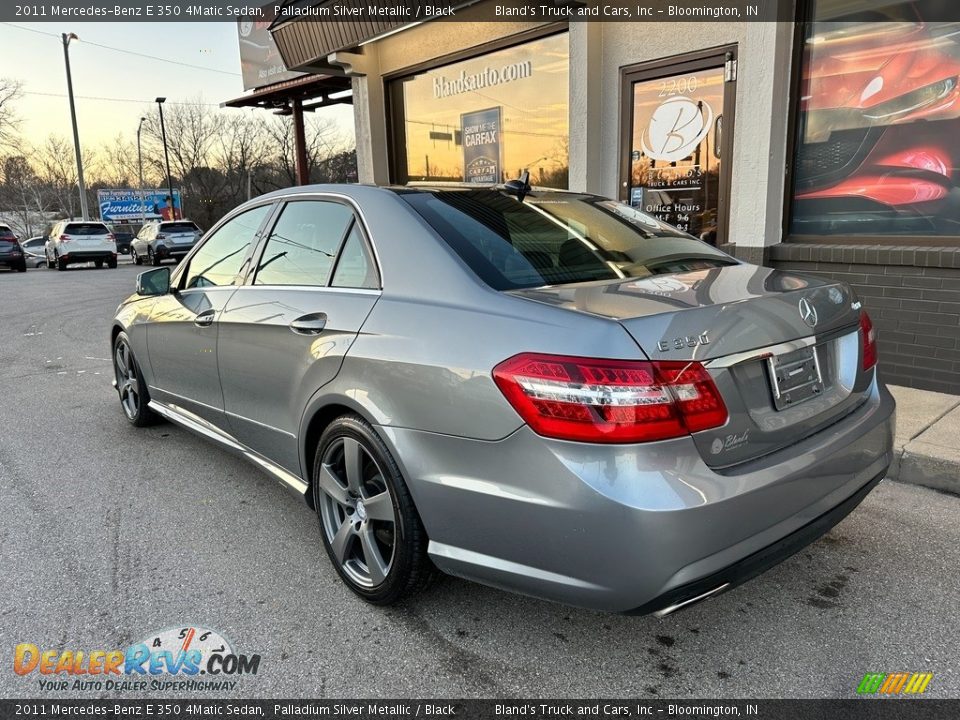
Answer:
[[380, 379, 895, 613], [0, 253, 25, 266], [627, 469, 883, 615], [61, 250, 116, 262], [155, 244, 194, 259]]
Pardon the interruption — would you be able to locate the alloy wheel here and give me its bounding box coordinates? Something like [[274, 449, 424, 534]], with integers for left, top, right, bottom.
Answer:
[[317, 437, 397, 588], [114, 341, 139, 420]]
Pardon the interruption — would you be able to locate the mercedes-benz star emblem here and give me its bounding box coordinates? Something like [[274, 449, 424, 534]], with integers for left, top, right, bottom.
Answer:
[[799, 297, 818, 328]]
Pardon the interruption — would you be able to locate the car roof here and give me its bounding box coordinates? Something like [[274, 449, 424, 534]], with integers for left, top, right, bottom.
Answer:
[[251, 183, 598, 204]]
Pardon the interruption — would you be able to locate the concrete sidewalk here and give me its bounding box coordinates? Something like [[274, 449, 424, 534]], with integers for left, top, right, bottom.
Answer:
[[888, 385, 960, 495]]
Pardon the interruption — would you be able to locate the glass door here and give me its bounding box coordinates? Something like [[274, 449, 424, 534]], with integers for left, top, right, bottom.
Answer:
[[620, 48, 737, 245]]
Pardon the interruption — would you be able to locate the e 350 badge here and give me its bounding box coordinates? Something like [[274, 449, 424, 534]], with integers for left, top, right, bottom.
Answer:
[[14, 626, 261, 692]]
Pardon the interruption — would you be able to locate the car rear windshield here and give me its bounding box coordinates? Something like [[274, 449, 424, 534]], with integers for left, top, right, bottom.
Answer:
[[65, 223, 109, 235], [162, 222, 200, 233], [0, 227, 15, 240], [399, 190, 736, 291]]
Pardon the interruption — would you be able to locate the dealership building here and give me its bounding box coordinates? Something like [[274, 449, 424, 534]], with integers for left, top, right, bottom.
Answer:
[[232, 0, 960, 395]]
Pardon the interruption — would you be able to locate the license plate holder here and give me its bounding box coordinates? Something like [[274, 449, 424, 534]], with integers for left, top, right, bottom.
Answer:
[[767, 345, 823, 411]]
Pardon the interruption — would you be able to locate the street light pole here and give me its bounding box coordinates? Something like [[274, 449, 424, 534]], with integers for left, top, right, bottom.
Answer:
[[155, 97, 176, 220], [136, 117, 146, 226], [62, 32, 89, 220]]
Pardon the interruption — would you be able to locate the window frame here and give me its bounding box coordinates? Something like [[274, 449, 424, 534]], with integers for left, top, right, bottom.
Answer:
[[782, 0, 960, 247], [242, 193, 382, 291]]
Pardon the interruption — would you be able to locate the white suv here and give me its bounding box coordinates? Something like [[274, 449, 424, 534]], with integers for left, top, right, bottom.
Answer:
[[46, 220, 118, 271]]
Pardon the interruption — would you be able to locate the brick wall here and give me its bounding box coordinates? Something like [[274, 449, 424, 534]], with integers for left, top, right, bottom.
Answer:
[[762, 244, 960, 395]]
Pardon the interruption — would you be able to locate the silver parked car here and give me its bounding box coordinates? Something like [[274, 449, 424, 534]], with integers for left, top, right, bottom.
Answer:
[[20, 237, 49, 268], [131, 220, 203, 266], [110, 184, 895, 614]]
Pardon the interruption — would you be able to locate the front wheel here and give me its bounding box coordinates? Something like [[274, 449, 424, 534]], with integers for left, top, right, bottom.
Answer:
[[313, 415, 434, 605], [113, 331, 160, 427]]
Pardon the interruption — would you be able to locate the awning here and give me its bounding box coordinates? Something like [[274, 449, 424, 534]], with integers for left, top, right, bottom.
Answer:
[[221, 74, 352, 114], [269, 0, 407, 71]]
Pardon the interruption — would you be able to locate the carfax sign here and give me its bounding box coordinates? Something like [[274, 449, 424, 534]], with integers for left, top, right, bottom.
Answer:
[[461, 107, 502, 184], [97, 190, 183, 222]]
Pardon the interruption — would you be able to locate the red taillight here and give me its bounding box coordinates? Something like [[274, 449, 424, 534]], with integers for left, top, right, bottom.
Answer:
[[492, 353, 728, 443], [860, 311, 878, 371], [59, 234, 70, 243], [107, 233, 116, 240], [156, 233, 167, 240]]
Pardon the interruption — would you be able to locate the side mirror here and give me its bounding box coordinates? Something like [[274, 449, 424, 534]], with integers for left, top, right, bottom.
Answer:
[[136, 267, 171, 296]]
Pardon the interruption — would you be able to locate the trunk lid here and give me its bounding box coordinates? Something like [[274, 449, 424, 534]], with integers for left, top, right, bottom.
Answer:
[[509, 264, 873, 467]]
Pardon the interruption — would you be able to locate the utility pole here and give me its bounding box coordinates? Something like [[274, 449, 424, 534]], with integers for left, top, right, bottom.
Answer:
[[156, 97, 176, 219], [62, 32, 89, 220], [136, 117, 146, 226]]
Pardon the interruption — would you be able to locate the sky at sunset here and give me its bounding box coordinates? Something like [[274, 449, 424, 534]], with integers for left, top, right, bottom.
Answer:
[[0, 21, 353, 150]]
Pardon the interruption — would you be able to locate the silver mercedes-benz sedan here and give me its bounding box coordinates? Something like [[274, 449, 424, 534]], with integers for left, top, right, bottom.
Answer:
[[110, 183, 895, 615]]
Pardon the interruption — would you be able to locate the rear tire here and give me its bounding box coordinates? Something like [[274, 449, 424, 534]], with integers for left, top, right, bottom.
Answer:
[[95, 260, 103, 268], [113, 331, 160, 427], [312, 414, 435, 605], [15, 261, 26, 273], [132, 249, 142, 266], [149, 248, 160, 267], [57, 255, 67, 271], [107, 257, 117, 269]]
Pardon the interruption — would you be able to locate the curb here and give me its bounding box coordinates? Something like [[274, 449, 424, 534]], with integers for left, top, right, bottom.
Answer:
[[887, 386, 960, 496]]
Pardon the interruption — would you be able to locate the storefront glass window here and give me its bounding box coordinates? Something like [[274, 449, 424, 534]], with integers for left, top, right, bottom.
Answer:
[[392, 32, 569, 188], [792, 1, 960, 237]]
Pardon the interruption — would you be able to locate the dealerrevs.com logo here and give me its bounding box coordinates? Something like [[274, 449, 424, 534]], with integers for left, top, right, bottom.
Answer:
[[14, 626, 261, 692]]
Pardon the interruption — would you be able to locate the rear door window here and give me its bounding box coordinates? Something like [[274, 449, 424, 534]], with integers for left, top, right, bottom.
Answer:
[[331, 224, 379, 289], [253, 200, 354, 287]]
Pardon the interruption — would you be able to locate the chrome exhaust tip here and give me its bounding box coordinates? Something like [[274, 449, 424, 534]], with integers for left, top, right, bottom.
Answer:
[[653, 583, 730, 618]]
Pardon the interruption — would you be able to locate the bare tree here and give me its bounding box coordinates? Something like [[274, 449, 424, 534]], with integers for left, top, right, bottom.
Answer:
[[34, 135, 99, 219], [0, 78, 21, 152], [1, 154, 52, 237], [96, 134, 140, 188]]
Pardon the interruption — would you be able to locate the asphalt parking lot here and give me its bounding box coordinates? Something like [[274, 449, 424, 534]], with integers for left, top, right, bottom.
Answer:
[[1, 260, 959, 700]]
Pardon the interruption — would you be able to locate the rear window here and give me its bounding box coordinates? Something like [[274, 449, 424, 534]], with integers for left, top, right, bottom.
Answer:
[[399, 190, 735, 291], [162, 222, 200, 233], [0, 227, 15, 240], [65, 223, 109, 236]]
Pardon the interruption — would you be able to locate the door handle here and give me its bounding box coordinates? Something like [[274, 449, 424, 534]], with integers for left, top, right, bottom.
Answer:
[[289, 313, 327, 335], [194, 309, 216, 328]]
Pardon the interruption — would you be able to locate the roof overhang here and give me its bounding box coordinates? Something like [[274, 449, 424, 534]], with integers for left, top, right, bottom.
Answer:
[[268, 0, 487, 72], [222, 74, 352, 115], [269, 0, 407, 71]]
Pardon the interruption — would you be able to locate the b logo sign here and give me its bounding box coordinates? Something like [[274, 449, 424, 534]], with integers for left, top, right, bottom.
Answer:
[[641, 97, 713, 163]]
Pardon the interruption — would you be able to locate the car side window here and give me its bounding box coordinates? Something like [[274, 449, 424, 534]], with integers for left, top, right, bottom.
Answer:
[[183, 204, 271, 289], [331, 224, 380, 289], [253, 200, 353, 287]]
